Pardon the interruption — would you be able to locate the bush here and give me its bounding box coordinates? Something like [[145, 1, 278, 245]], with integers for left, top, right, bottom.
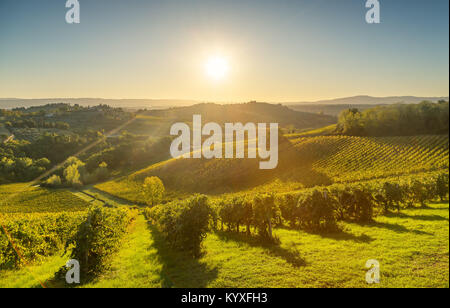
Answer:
[[63, 206, 136, 280], [435, 173, 449, 201], [145, 195, 212, 256], [409, 180, 433, 207], [297, 189, 338, 232], [382, 182, 404, 213], [252, 194, 279, 240], [332, 187, 353, 220], [350, 187, 375, 222], [0, 212, 85, 269], [278, 193, 298, 227], [44, 175, 62, 187], [218, 199, 234, 231], [217, 196, 254, 234]]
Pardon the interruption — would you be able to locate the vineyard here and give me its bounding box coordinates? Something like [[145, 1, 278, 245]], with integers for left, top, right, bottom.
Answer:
[[0, 132, 448, 288], [96, 134, 449, 201], [0, 184, 91, 213], [293, 135, 449, 183]]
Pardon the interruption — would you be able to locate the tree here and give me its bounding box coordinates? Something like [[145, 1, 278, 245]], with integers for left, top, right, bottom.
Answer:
[[337, 108, 365, 136], [143, 176, 165, 206], [45, 175, 62, 187], [64, 164, 82, 187]]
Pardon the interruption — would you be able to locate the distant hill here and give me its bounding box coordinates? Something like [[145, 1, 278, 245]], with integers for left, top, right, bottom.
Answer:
[[0, 98, 199, 110], [289, 95, 449, 106], [146, 102, 336, 130], [288, 96, 449, 116]]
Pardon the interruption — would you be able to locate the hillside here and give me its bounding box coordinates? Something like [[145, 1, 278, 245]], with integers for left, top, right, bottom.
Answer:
[[146, 102, 336, 130], [289, 95, 449, 106], [0, 98, 199, 110], [96, 134, 449, 202]]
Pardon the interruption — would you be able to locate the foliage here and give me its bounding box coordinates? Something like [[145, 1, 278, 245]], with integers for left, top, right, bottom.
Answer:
[[435, 172, 449, 201], [294, 134, 449, 184], [0, 212, 85, 269], [297, 189, 338, 232], [63, 206, 137, 279], [252, 194, 279, 240], [336, 101, 449, 136], [45, 175, 62, 187], [144, 195, 212, 256], [409, 180, 434, 207], [99, 134, 448, 199], [142, 177, 165, 206]]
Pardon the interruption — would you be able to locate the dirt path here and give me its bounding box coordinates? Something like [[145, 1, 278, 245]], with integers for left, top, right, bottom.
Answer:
[[71, 185, 137, 208]]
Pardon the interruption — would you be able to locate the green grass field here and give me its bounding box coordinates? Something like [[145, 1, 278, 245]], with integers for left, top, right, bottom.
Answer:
[[0, 202, 447, 288]]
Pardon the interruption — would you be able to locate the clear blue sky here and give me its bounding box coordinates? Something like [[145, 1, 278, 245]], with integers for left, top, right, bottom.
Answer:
[[0, 0, 448, 101]]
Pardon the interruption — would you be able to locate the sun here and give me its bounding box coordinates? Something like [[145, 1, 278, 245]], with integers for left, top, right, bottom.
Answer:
[[205, 56, 229, 80]]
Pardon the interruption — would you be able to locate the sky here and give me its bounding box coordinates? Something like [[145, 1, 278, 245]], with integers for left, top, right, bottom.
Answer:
[[0, 0, 448, 102]]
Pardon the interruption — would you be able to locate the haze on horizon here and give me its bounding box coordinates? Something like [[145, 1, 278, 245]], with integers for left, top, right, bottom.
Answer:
[[0, 0, 448, 102]]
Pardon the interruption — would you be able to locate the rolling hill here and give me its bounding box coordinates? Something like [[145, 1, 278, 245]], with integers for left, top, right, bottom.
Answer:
[[145, 102, 336, 130], [289, 95, 449, 106], [96, 133, 449, 203], [288, 96, 449, 116]]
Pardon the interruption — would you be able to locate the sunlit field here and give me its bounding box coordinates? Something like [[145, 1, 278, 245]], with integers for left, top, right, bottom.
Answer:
[[1, 0, 449, 291], [0, 203, 447, 288]]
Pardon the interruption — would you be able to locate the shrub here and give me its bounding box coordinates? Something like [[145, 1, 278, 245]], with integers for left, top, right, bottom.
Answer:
[[44, 175, 62, 187], [278, 193, 298, 227], [252, 194, 279, 240], [218, 199, 234, 231], [0, 212, 85, 269], [383, 182, 404, 212], [242, 199, 254, 235], [409, 180, 432, 207], [63, 206, 136, 279], [332, 187, 353, 220], [435, 173, 449, 201], [350, 187, 375, 222], [297, 189, 338, 232], [145, 195, 212, 256]]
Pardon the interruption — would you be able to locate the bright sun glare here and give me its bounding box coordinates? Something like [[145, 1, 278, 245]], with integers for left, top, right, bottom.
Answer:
[[205, 56, 229, 81]]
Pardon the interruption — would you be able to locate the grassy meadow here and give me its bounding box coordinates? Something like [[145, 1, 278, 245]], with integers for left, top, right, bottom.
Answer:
[[0, 203, 447, 288]]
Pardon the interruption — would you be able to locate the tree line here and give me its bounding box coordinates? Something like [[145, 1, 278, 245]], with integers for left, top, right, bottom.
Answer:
[[335, 101, 449, 136]]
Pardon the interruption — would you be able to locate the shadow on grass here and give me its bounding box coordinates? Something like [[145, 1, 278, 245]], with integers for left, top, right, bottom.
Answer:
[[278, 226, 375, 244], [365, 221, 434, 236], [214, 230, 307, 268], [386, 212, 449, 222], [39, 266, 97, 288], [147, 223, 219, 288], [314, 230, 375, 243]]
